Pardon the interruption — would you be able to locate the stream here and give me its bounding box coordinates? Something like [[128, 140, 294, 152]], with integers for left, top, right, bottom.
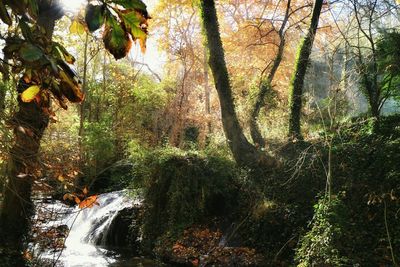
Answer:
[[33, 190, 163, 267]]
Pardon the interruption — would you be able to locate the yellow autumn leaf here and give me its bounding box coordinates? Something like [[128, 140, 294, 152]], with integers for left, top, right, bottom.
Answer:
[[21, 85, 40, 102], [70, 20, 86, 35]]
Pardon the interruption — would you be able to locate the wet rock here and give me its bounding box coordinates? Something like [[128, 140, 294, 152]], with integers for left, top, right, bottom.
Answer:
[[98, 206, 142, 253]]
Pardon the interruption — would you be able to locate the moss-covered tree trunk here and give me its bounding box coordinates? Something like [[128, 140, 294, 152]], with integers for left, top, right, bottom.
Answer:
[[0, 2, 60, 263], [199, 0, 269, 166], [288, 0, 324, 139]]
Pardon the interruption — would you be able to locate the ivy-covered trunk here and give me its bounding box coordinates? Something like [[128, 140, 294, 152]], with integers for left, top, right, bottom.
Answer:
[[199, 0, 264, 166], [288, 0, 323, 139]]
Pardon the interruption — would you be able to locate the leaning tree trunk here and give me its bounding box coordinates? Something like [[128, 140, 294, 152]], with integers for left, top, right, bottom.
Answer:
[[249, 0, 291, 148], [288, 0, 324, 139], [199, 0, 274, 167], [0, 1, 60, 263]]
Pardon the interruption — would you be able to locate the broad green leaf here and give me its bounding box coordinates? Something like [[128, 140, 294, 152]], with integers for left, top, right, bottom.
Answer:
[[70, 20, 86, 35], [21, 85, 40, 102], [121, 11, 141, 28], [85, 4, 105, 32], [19, 43, 43, 62], [130, 24, 146, 40], [0, 1, 12, 25], [103, 14, 132, 59], [113, 0, 146, 12], [120, 11, 147, 53]]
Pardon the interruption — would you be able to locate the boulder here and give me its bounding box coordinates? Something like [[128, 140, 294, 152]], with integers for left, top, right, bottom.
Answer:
[[97, 206, 142, 253]]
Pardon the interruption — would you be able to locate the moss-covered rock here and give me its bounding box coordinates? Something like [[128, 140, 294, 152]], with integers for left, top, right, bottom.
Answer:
[[135, 149, 239, 253]]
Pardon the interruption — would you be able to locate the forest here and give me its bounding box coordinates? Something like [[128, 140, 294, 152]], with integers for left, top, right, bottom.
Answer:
[[0, 0, 399, 266]]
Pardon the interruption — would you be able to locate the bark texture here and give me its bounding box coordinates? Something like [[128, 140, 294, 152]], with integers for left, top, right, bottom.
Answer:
[[199, 0, 257, 165], [288, 0, 324, 139], [200, 0, 274, 167]]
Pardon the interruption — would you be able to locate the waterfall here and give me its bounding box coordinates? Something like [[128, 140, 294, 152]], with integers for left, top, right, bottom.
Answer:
[[35, 190, 141, 267]]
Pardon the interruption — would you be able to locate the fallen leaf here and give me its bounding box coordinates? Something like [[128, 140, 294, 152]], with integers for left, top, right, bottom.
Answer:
[[79, 195, 99, 209]]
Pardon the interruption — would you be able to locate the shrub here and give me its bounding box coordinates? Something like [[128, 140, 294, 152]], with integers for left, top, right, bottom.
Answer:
[[295, 195, 349, 267]]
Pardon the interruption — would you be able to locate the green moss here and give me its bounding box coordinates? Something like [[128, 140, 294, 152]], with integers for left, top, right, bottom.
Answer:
[[129, 146, 239, 252], [288, 37, 306, 108]]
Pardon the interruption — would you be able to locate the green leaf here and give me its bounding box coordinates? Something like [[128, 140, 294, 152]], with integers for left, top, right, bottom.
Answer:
[[21, 85, 40, 102], [19, 43, 43, 62], [113, 0, 147, 12], [85, 4, 105, 32], [120, 12, 147, 53], [103, 14, 132, 59], [121, 11, 141, 28], [130, 24, 146, 40]]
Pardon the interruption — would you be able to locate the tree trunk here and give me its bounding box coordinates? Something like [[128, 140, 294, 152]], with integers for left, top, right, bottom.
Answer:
[[288, 0, 324, 139], [0, 100, 49, 263], [0, 1, 59, 263], [0, 83, 5, 115], [200, 0, 273, 167], [204, 46, 211, 135], [249, 0, 291, 148]]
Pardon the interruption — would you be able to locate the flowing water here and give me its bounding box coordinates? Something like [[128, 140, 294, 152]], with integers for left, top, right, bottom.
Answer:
[[33, 190, 161, 267]]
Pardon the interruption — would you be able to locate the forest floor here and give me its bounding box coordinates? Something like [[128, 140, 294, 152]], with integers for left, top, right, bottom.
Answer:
[[132, 115, 400, 266], [2, 116, 400, 267]]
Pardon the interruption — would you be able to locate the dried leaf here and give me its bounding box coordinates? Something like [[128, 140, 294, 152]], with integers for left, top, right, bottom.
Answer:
[[74, 196, 81, 204], [79, 195, 99, 209]]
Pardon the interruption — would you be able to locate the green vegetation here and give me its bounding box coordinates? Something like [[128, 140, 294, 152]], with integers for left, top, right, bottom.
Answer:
[[0, 0, 399, 266]]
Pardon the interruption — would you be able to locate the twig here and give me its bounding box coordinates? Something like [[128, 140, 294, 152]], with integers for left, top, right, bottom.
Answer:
[[383, 199, 398, 267]]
